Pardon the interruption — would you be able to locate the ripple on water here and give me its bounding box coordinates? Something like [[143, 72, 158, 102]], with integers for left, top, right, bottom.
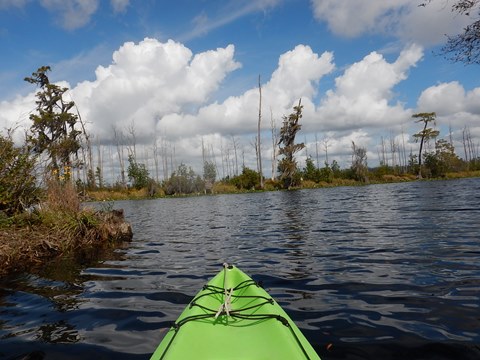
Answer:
[[1, 179, 480, 359]]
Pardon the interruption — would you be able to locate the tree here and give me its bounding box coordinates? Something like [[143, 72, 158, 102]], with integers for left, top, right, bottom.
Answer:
[[203, 160, 216, 193], [351, 141, 368, 182], [303, 156, 319, 182], [24, 66, 81, 178], [165, 163, 203, 195], [257, 75, 264, 189], [278, 99, 305, 188], [424, 139, 463, 177], [230, 167, 260, 190], [270, 109, 278, 180], [203, 160, 216, 183], [412, 112, 439, 177], [127, 154, 150, 189], [421, 0, 480, 64]]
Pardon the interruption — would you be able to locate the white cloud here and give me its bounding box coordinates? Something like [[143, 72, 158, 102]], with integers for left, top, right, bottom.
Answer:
[[72, 38, 241, 141], [314, 44, 423, 131], [180, 0, 280, 41], [310, 0, 409, 38], [0, 92, 36, 143], [417, 82, 480, 140], [1, 38, 478, 174], [418, 81, 480, 116], [310, 0, 471, 46], [111, 0, 129, 14], [40, 0, 99, 30], [156, 44, 335, 140]]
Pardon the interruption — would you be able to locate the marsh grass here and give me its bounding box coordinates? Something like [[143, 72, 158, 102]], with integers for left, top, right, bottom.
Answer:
[[0, 180, 131, 276]]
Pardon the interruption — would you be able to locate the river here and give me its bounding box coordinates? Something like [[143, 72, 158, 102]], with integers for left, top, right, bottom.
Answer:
[[1, 178, 480, 359]]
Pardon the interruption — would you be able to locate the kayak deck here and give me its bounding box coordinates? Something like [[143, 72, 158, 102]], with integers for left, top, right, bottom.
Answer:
[[150, 264, 320, 359]]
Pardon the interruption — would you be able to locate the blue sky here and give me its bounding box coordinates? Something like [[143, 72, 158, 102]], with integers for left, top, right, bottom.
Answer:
[[1, 0, 479, 180]]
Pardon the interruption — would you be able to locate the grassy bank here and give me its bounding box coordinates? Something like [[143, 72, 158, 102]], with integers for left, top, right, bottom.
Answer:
[[85, 170, 480, 202], [0, 182, 132, 277]]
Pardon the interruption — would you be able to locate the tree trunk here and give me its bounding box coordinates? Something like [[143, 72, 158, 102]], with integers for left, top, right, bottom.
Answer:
[[257, 75, 264, 189]]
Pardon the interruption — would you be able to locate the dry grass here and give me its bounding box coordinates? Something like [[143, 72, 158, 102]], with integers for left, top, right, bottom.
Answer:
[[0, 181, 132, 277], [87, 187, 166, 201], [212, 182, 242, 194], [444, 170, 480, 179]]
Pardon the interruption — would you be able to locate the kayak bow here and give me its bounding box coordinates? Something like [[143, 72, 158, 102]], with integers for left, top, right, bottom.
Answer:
[[150, 264, 320, 359]]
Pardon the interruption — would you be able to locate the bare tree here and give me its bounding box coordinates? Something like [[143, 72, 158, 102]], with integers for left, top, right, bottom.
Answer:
[[390, 131, 398, 170], [401, 126, 408, 173], [379, 136, 387, 166], [351, 141, 368, 182], [113, 126, 126, 187], [420, 0, 480, 64], [322, 136, 330, 165], [270, 108, 278, 180], [231, 135, 239, 176], [257, 75, 264, 189], [152, 135, 160, 182], [127, 120, 137, 159]]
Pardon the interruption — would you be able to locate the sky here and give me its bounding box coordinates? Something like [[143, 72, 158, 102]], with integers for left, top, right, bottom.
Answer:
[[0, 0, 479, 182]]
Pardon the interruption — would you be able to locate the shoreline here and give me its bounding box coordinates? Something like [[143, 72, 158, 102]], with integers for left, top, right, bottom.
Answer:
[[0, 209, 132, 277], [1, 172, 478, 277], [85, 171, 480, 202]]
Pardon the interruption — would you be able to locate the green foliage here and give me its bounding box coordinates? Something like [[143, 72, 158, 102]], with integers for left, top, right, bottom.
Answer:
[[165, 163, 204, 195], [24, 66, 82, 176], [302, 157, 318, 181], [127, 155, 150, 189], [0, 133, 39, 216], [302, 157, 334, 183], [423, 139, 464, 177], [86, 168, 95, 189], [278, 100, 305, 188], [230, 167, 260, 190], [412, 112, 438, 174], [203, 161, 216, 183], [318, 163, 334, 183], [331, 160, 341, 178], [351, 141, 368, 182], [408, 153, 419, 175], [95, 166, 103, 188]]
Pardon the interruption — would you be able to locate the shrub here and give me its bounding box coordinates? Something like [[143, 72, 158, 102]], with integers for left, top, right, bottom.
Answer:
[[0, 133, 39, 215]]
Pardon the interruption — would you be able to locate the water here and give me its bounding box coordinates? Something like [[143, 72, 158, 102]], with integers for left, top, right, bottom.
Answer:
[[1, 178, 480, 359]]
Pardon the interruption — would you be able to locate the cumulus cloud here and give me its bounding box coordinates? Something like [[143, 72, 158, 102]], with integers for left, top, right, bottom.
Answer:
[[40, 0, 99, 30], [0, 92, 37, 142], [417, 82, 480, 139], [418, 81, 480, 116], [314, 44, 423, 132], [158, 44, 335, 140], [1, 38, 477, 174], [310, 0, 471, 46], [72, 38, 241, 141]]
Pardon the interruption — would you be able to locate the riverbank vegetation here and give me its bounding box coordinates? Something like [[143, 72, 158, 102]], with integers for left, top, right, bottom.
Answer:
[[0, 180, 132, 276], [0, 66, 132, 276]]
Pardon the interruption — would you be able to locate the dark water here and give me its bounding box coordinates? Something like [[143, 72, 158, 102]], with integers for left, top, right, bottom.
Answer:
[[1, 178, 480, 359]]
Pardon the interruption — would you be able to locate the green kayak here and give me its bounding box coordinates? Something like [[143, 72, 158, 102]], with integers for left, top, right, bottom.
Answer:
[[150, 264, 320, 359]]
